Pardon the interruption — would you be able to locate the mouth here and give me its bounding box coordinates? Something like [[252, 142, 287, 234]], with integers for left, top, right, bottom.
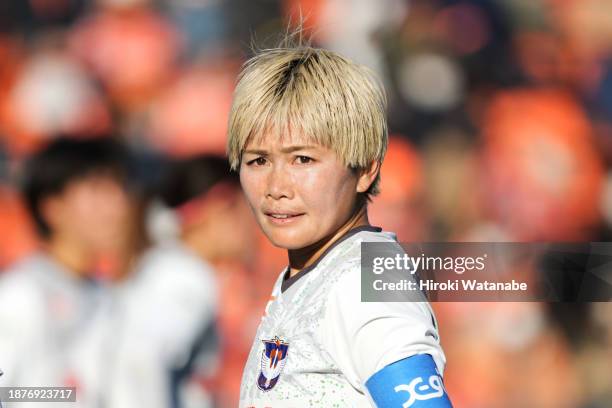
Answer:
[[264, 211, 305, 225]]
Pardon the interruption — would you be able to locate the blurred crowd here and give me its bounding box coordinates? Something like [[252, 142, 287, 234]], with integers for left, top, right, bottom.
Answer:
[[0, 0, 612, 407]]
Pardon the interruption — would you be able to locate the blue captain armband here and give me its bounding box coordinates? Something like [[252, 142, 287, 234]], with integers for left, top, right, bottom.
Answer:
[[365, 354, 452, 408]]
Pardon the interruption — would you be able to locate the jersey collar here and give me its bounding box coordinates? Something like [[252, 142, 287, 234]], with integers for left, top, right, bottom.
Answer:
[[280, 225, 383, 293]]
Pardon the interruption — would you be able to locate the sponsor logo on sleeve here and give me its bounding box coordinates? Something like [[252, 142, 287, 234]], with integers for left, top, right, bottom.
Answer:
[[393, 370, 445, 407]]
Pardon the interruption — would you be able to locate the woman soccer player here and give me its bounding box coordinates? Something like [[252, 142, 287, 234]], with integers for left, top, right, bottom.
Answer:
[[227, 38, 453, 407]]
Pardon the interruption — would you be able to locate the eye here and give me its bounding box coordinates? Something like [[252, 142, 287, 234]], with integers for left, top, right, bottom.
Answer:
[[246, 156, 267, 166], [295, 155, 313, 164]]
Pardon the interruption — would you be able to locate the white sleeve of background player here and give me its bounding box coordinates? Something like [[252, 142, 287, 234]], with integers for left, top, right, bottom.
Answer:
[[107, 248, 218, 408], [321, 264, 446, 390], [129, 249, 218, 363], [0, 273, 45, 386]]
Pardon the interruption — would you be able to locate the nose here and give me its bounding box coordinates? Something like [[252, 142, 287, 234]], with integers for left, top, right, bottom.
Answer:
[[266, 163, 293, 200]]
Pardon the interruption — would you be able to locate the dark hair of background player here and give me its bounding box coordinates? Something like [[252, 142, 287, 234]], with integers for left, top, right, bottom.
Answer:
[[22, 136, 131, 238], [158, 155, 239, 209]]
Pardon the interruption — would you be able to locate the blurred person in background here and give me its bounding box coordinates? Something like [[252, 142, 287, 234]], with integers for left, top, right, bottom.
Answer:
[[0, 137, 138, 407], [106, 155, 253, 408]]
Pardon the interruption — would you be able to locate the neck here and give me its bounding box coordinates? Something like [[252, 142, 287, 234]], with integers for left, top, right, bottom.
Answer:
[[45, 234, 94, 279], [287, 203, 369, 278]]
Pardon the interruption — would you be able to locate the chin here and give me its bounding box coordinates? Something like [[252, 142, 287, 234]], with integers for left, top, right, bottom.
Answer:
[[263, 229, 312, 251]]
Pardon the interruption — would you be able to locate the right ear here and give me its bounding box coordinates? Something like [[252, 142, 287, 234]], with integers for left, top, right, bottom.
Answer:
[[39, 195, 62, 232], [356, 160, 381, 194]]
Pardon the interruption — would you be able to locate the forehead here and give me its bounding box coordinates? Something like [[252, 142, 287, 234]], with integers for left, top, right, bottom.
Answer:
[[243, 131, 328, 152], [64, 171, 127, 192]]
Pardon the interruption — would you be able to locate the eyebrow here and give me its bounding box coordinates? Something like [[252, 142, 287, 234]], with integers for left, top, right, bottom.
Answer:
[[243, 145, 318, 155]]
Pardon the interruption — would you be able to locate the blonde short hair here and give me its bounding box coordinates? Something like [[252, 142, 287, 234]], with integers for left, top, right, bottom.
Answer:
[[227, 42, 388, 197]]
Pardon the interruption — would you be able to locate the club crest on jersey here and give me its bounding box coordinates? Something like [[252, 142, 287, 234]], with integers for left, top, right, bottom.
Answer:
[[257, 336, 289, 391]]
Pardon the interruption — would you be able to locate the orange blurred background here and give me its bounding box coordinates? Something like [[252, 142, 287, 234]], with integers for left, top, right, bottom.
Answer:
[[1, 0, 612, 407]]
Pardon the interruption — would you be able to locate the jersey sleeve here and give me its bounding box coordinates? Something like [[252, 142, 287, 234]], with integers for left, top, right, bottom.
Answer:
[[0, 272, 45, 386], [320, 263, 446, 391], [124, 246, 218, 363], [365, 353, 452, 407], [106, 246, 219, 408]]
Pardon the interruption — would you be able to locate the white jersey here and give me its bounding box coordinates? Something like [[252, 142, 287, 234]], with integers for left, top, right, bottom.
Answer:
[[240, 227, 445, 408], [0, 253, 109, 408], [105, 242, 219, 408]]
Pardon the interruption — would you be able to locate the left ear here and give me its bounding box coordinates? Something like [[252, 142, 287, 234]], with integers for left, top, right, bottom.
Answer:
[[356, 160, 381, 193]]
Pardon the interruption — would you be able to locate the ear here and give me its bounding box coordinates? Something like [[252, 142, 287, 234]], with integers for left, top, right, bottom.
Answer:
[[356, 160, 381, 193], [40, 195, 64, 232]]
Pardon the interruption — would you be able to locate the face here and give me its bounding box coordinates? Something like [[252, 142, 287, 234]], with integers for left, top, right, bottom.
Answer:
[[183, 186, 258, 263], [239, 133, 363, 250], [44, 173, 134, 253]]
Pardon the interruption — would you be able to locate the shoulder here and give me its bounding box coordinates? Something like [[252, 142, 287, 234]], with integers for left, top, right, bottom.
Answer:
[[0, 255, 49, 328], [326, 228, 434, 326], [319, 228, 413, 317], [326, 227, 398, 266], [324, 228, 402, 287], [326, 265, 434, 330], [136, 244, 217, 289], [138, 243, 214, 276], [0, 253, 52, 298], [118, 245, 220, 344], [321, 231, 443, 370], [322, 266, 445, 380], [128, 243, 219, 310]]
